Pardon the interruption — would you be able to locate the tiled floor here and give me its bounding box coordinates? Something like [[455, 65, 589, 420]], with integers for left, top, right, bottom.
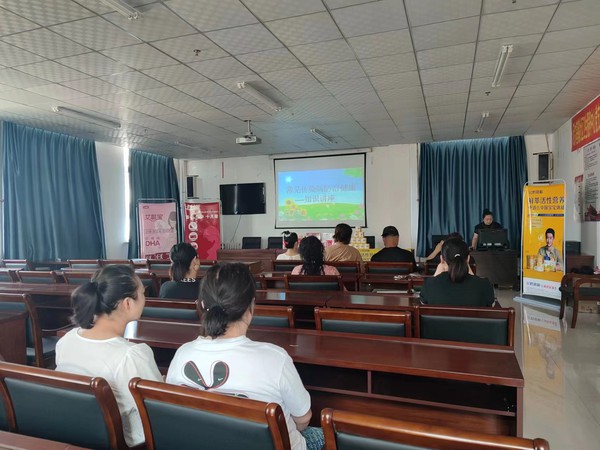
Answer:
[[498, 289, 600, 449]]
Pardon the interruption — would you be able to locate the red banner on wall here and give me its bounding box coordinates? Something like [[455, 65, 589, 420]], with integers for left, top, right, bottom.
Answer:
[[184, 202, 221, 260], [572, 95, 600, 151]]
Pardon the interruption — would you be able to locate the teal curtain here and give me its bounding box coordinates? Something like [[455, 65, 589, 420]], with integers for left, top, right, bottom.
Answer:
[[2, 121, 105, 260], [417, 136, 528, 256], [128, 150, 180, 258]]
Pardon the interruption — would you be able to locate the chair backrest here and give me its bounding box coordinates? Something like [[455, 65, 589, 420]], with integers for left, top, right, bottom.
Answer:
[[574, 276, 600, 299], [414, 305, 515, 347], [138, 272, 160, 297], [67, 259, 101, 270], [0, 362, 127, 450], [242, 237, 262, 249], [327, 261, 361, 274], [0, 294, 43, 367], [252, 305, 295, 328], [267, 237, 283, 249], [365, 262, 413, 274], [15, 271, 60, 284], [63, 270, 95, 285], [272, 260, 298, 272], [100, 259, 134, 267], [321, 408, 549, 450], [147, 259, 172, 270], [0, 268, 18, 282], [142, 298, 200, 322], [314, 308, 411, 337], [198, 260, 217, 271], [129, 378, 291, 450], [423, 262, 477, 276], [0, 260, 32, 270], [284, 274, 344, 291]]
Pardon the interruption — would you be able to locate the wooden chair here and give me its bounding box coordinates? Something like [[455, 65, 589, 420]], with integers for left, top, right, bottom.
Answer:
[[272, 260, 299, 272], [63, 270, 95, 285], [67, 259, 102, 270], [559, 273, 600, 328], [284, 274, 344, 291], [252, 305, 295, 328], [423, 262, 477, 276], [314, 308, 411, 337], [129, 377, 291, 450], [147, 259, 171, 270], [242, 236, 262, 249], [414, 305, 515, 347], [0, 268, 18, 282], [100, 259, 134, 267], [143, 298, 200, 322], [198, 260, 217, 271], [0, 362, 128, 450], [267, 236, 283, 249], [0, 260, 32, 270], [365, 262, 414, 274], [327, 261, 362, 290], [0, 294, 59, 368], [14, 271, 62, 284], [321, 408, 549, 450]]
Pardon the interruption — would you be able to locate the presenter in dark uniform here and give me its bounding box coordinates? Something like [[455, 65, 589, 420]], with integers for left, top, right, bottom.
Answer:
[[470, 209, 502, 250]]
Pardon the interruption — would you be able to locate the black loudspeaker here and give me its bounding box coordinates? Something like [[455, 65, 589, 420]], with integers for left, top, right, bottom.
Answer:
[[538, 153, 550, 181], [565, 241, 581, 255], [186, 176, 199, 198]]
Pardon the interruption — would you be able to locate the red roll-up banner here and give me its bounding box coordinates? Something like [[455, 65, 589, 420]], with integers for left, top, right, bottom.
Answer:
[[184, 202, 221, 260]]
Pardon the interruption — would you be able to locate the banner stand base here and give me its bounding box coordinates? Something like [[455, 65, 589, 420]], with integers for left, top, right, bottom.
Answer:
[[514, 294, 560, 312]]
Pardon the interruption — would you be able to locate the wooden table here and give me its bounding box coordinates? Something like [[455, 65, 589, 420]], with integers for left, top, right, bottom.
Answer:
[[260, 271, 360, 291], [0, 311, 27, 364], [470, 250, 519, 287], [325, 292, 417, 310], [125, 320, 523, 437], [218, 249, 284, 272], [0, 431, 90, 449], [359, 273, 425, 292]]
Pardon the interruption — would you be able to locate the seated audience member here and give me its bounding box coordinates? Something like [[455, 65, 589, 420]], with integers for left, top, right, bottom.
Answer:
[[55, 265, 163, 447], [292, 236, 340, 276], [420, 237, 494, 307], [424, 232, 463, 263], [324, 223, 362, 262], [166, 263, 324, 450], [276, 231, 302, 260], [371, 225, 416, 269], [159, 243, 200, 300]]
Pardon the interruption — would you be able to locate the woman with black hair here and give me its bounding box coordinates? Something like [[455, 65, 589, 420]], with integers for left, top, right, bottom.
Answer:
[[420, 237, 494, 306], [276, 231, 302, 260], [55, 265, 162, 447], [159, 242, 200, 300], [167, 263, 324, 450], [324, 223, 362, 262], [292, 235, 340, 275]]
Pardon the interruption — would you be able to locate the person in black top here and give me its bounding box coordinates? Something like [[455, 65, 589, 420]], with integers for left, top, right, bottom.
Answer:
[[370, 226, 416, 270], [159, 243, 200, 300], [420, 237, 494, 307], [470, 209, 503, 250]]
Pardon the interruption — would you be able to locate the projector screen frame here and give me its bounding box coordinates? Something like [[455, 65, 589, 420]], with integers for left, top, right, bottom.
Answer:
[[273, 152, 367, 229]]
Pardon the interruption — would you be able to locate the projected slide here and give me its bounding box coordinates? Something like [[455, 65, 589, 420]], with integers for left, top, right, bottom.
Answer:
[[274, 153, 366, 228]]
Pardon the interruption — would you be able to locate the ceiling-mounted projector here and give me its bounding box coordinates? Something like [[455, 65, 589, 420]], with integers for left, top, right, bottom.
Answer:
[[236, 120, 261, 145]]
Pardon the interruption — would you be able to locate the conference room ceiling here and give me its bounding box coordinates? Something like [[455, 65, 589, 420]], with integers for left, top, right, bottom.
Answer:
[[0, 0, 599, 159]]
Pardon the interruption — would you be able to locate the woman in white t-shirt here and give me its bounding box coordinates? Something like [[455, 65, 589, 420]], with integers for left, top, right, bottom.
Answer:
[[166, 263, 324, 450], [55, 265, 163, 447], [276, 231, 302, 260]]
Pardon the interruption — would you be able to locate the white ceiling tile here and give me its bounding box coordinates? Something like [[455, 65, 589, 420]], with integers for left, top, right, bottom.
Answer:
[[188, 57, 254, 80], [529, 47, 595, 71], [428, 103, 466, 116], [102, 44, 178, 70], [2, 28, 89, 59], [136, 86, 196, 104], [332, 0, 408, 38], [237, 48, 302, 73], [0, 8, 39, 36], [469, 85, 516, 100], [479, 6, 556, 40], [266, 12, 342, 46], [61, 78, 125, 96], [290, 40, 356, 66], [128, 102, 182, 117], [49, 17, 141, 51], [537, 25, 600, 53], [514, 81, 565, 97], [467, 98, 510, 111], [201, 94, 252, 109], [472, 55, 531, 79], [324, 0, 377, 9], [308, 60, 366, 82], [206, 24, 282, 55], [549, 0, 600, 31], [573, 62, 600, 80], [243, 0, 325, 21], [0, 41, 45, 66], [412, 17, 479, 51], [361, 52, 417, 76], [420, 63, 473, 85], [101, 71, 166, 91], [475, 34, 543, 62], [423, 79, 471, 96], [164, 0, 257, 32], [164, 100, 214, 114], [470, 73, 522, 90], [325, 77, 374, 97], [177, 81, 233, 98], [0, 89, 55, 106], [16, 60, 88, 83], [416, 43, 475, 70], [370, 71, 421, 91], [425, 92, 469, 107], [150, 34, 229, 63], [56, 52, 130, 77], [348, 29, 413, 59], [405, 0, 481, 27], [104, 91, 155, 107], [26, 83, 89, 101], [0, 67, 50, 88], [483, 0, 559, 14], [142, 65, 208, 86], [0, 0, 94, 26]]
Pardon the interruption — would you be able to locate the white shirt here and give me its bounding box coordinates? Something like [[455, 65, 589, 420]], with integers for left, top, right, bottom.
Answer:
[[166, 335, 311, 450], [276, 252, 302, 260], [55, 328, 163, 447]]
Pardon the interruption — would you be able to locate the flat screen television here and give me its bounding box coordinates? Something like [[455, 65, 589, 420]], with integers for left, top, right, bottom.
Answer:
[[220, 183, 266, 215], [477, 228, 508, 249]]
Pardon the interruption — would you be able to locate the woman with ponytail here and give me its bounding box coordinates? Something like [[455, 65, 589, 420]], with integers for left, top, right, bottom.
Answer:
[[276, 231, 302, 260], [167, 263, 324, 450], [55, 265, 162, 447], [291, 235, 340, 276], [159, 242, 200, 299], [420, 237, 495, 306]]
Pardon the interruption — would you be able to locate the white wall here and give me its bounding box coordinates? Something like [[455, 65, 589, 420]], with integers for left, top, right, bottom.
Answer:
[[186, 144, 419, 252], [95, 142, 128, 259]]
